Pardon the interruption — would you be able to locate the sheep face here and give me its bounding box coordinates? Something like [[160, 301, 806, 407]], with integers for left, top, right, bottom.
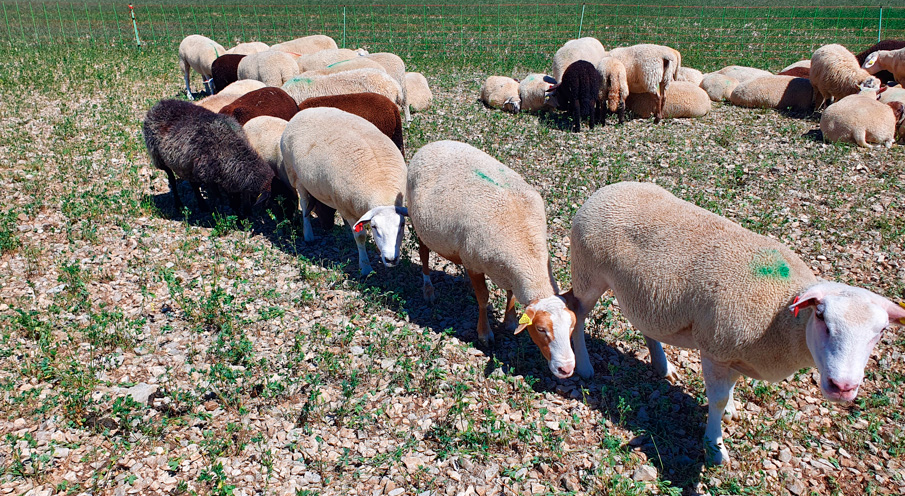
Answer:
[[503, 96, 521, 113], [859, 76, 881, 91], [353, 206, 408, 267], [790, 282, 905, 402], [515, 295, 578, 378]]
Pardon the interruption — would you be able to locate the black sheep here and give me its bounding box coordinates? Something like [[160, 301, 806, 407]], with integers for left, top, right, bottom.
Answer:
[[856, 40, 905, 85], [143, 99, 273, 216], [545, 60, 601, 132], [210, 54, 245, 94]]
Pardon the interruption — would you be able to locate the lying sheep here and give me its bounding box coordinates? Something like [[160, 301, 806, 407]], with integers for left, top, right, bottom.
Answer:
[[407, 140, 580, 377], [226, 41, 269, 56], [237, 50, 300, 87], [280, 107, 408, 275], [143, 99, 274, 215], [608, 44, 680, 123], [298, 92, 404, 154], [178, 34, 226, 99], [777, 66, 810, 78], [700, 73, 739, 102], [306, 57, 386, 76], [545, 61, 601, 132], [296, 48, 367, 72], [728, 75, 813, 111], [196, 79, 267, 113], [596, 57, 628, 124], [363, 53, 410, 121], [863, 47, 905, 86], [219, 87, 299, 125], [780, 59, 811, 73], [518, 73, 555, 113], [820, 94, 904, 147], [480, 76, 521, 113], [716, 65, 772, 83], [626, 81, 710, 119], [282, 69, 404, 111], [271, 35, 338, 56], [811, 44, 880, 109], [878, 85, 905, 105], [676, 67, 704, 86], [568, 181, 905, 465], [551, 37, 607, 83], [405, 72, 433, 111], [210, 54, 245, 94], [856, 40, 905, 84]]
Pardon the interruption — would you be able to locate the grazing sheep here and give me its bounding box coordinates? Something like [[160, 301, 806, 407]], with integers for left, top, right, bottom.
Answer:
[[480, 76, 521, 113], [271, 35, 338, 56], [210, 54, 245, 94], [296, 48, 367, 72], [407, 140, 580, 377], [811, 44, 880, 109], [568, 181, 905, 465], [282, 69, 404, 112], [237, 50, 300, 87], [143, 99, 274, 215], [518, 73, 556, 112], [677, 67, 704, 86], [280, 107, 408, 275], [226, 41, 270, 56], [178, 34, 226, 99], [551, 37, 607, 83], [700, 73, 740, 102], [856, 40, 905, 84], [716, 65, 772, 83], [626, 81, 710, 119], [405, 72, 433, 111], [820, 94, 904, 147], [196, 79, 268, 113], [219, 87, 299, 125], [298, 92, 404, 154], [363, 52, 410, 121], [306, 57, 386, 76], [728, 75, 813, 111], [596, 57, 629, 124], [608, 44, 680, 123], [862, 47, 905, 86], [546, 61, 601, 132]]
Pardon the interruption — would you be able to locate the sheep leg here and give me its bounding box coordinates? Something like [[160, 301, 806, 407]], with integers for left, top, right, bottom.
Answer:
[[299, 192, 315, 242], [419, 239, 435, 304], [571, 97, 582, 133], [701, 356, 741, 466], [189, 181, 208, 211], [352, 224, 373, 276], [161, 167, 184, 212], [644, 336, 678, 383], [181, 60, 194, 100], [655, 85, 665, 123], [617, 102, 626, 124], [467, 270, 494, 347], [570, 290, 603, 380], [502, 290, 518, 331], [597, 102, 606, 126]]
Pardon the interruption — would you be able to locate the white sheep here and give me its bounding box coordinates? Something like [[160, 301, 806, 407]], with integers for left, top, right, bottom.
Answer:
[[405, 72, 433, 111], [237, 50, 300, 87], [780, 59, 811, 73], [407, 140, 580, 377], [608, 44, 681, 122], [304, 57, 386, 77], [551, 37, 607, 83], [568, 181, 905, 465], [626, 81, 710, 119], [281, 70, 404, 111], [280, 108, 407, 275], [715, 65, 772, 83], [243, 116, 289, 182], [480, 76, 521, 113], [811, 44, 880, 109], [296, 48, 368, 73], [363, 52, 410, 121], [700, 73, 739, 102], [178, 34, 226, 99], [863, 47, 905, 85], [518, 73, 556, 112], [676, 66, 704, 86], [271, 35, 338, 56], [226, 41, 270, 56], [728, 75, 813, 111], [194, 79, 267, 112], [596, 57, 629, 124], [820, 94, 904, 147], [878, 85, 905, 105]]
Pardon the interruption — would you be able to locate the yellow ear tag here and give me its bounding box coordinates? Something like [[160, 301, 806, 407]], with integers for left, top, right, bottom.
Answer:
[[899, 302, 905, 324], [866, 57, 876, 68], [519, 314, 532, 326]]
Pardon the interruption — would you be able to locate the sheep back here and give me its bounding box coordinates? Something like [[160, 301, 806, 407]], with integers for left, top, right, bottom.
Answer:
[[608, 44, 680, 95], [297, 92, 404, 154], [626, 81, 710, 118], [810, 44, 878, 105], [856, 40, 905, 84], [519, 73, 556, 112], [219, 87, 299, 125], [780, 59, 811, 73], [211, 54, 245, 94], [716, 65, 772, 83], [777, 66, 810, 78], [596, 57, 629, 112], [218, 79, 267, 97], [271, 35, 338, 56], [196, 92, 242, 113], [819, 94, 898, 147], [237, 50, 300, 87], [405, 72, 433, 111], [729, 75, 813, 111], [282, 69, 403, 110], [552, 37, 607, 82], [226, 42, 270, 56], [677, 67, 704, 86], [406, 140, 554, 303], [480, 76, 521, 112], [243, 116, 289, 183], [178, 34, 226, 78], [296, 48, 363, 72]]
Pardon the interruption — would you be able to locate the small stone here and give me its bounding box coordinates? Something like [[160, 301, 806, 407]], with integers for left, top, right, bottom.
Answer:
[[351, 346, 364, 356], [403, 456, 424, 471], [388, 489, 404, 496], [632, 464, 658, 482], [778, 449, 792, 463], [786, 479, 806, 495], [483, 464, 499, 480], [124, 383, 158, 405]]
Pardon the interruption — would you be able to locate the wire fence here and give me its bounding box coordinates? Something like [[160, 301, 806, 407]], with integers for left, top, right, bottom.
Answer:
[[1, 3, 904, 71]]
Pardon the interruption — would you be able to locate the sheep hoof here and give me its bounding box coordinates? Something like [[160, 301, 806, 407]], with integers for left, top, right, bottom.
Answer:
[[478, 330, 495, 348], [422, 284, 436, 305], [704, 438, 731, 466], [722, 400, 740, 423]]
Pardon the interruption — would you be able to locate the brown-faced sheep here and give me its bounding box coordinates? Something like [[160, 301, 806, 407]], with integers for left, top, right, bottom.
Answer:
[[219, 87, 299, 125], [811, 44, 880, 109], [297, 92, 404, 154], [211, 54, 245, 94]]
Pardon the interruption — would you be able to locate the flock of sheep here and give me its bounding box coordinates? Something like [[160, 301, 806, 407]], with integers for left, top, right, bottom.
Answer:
[[481, 37, 905, 147], [142, 33, 905, 468]]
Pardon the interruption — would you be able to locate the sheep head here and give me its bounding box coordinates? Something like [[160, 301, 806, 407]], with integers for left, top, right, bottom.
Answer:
[[353, 206, 408, 267], [514, 291, 579, 379], [862, 51, 884, 74]]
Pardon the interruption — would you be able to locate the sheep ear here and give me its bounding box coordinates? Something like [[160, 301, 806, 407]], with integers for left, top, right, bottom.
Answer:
[[514, 305, 537, 335], [395, 206, 409, 217], [864, 52, 878, 68], [790, 287, 825, 317], [353, 208, 378, 233], [890, 302, 905, 326]]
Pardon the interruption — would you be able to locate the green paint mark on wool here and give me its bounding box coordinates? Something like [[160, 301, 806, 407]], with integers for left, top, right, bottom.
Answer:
[[292, 77, 314, 85], [325, 60, 347, 68], [474, 169, 503, 188], [751, 248, 791, 279]]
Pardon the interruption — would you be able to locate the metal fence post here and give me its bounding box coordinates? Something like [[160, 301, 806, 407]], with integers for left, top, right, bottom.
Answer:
[[130, 4, 141, 47], [577, 4, 585, 39], [878, 6, 883, 42]]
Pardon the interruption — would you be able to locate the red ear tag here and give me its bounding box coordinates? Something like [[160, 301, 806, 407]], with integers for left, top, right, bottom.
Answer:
[[353, 222, 364, 233], [792, 296, 801, 317]]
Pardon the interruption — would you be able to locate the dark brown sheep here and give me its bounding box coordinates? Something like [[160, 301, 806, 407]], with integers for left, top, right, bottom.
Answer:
[[219, 87, 299, 125], [297, 92, 403, 154], [856, 40, 905, 84], [211, 54, 245, 94], [544, 60, 602, 132], [777, 66, 810, 78], [143, 99, 273, 215]]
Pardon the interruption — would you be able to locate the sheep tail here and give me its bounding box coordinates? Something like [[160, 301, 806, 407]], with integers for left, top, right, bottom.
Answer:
[[661, 55, 676, 90], [607, 77, 620, 112]]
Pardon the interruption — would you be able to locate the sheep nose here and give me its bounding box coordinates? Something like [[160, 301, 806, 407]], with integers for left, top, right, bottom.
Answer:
[[557, 364, 575, 377], [828, 378, 858, 394], [383, 256, 397, 267]]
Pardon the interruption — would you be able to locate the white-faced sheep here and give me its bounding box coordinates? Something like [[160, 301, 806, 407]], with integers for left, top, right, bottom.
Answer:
[[480, 76, 521, 113], [407, 140, 580, 377], [677, 67, 704, 86], [143, 99, 274, 215], [295, 48, 368, 73], [178, 34, 226, 99], [728, 75, 813, 111], [545, 61, 602, 132], [820, 94, 904, 147], [862, 47, 905, 86], [700, 73, 739, 102], [856, 40, 905, 84], [626, 81, 710, 119], [596, 57, 629, 124], [405, 72, 433, 111], [271, 35, 338, 56], [810, 44, 880, 109], [280, 107, 408, 276], [715, 65, 772, 83], [568, 181, 905, 465], [237, 50, 300, 87], [608, 44, 680, 123], [282, 70, 404, 111], [551, 37, 607, 83], [226, 41, 270, 56]]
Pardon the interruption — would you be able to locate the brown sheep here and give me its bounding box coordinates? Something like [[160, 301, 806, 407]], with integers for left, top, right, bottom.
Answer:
[[219, 87, 299, 125], [297, 92, 403, 155]]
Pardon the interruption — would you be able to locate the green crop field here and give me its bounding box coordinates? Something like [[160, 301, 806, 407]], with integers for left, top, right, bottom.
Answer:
[[1, 3, 904, 496]]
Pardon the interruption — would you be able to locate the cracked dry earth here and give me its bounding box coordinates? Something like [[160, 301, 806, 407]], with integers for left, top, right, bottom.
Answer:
[[1, 46, 904, 496]]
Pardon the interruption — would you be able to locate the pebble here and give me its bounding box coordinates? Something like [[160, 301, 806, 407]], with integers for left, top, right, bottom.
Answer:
[[632, 464, 658, 482]]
